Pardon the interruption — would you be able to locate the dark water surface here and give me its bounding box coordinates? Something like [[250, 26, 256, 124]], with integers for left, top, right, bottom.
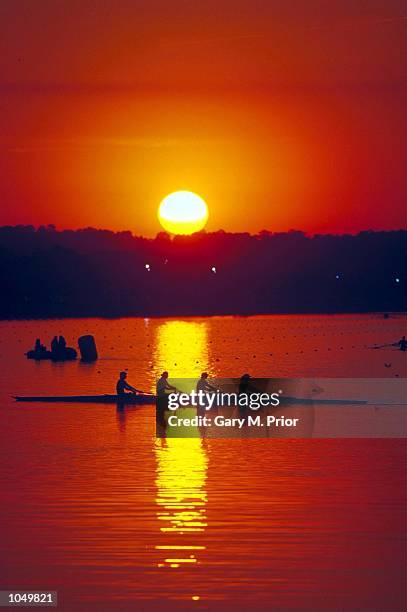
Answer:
[[1, 315, 407, 610]]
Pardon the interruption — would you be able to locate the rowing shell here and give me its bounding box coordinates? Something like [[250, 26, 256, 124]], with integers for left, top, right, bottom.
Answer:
[[13, 394, 367, 406], [14, 394, 155, 404]]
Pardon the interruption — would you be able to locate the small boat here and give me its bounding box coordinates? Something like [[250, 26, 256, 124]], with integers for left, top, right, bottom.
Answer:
[[13, 394, 367, 406], [26, 347, 77, 361]]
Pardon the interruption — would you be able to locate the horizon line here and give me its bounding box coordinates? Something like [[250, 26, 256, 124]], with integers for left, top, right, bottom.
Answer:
[[1, 223, 407, 240]]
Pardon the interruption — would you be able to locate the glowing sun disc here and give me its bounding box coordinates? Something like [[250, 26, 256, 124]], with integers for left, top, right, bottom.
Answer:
[[158, 191, 208, 235]]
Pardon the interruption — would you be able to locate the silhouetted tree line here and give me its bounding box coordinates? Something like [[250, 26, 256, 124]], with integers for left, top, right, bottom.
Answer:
[[0, 225, 406, 318]]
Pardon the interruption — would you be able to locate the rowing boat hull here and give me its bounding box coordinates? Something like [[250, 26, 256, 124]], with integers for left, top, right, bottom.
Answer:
[[13, 395, 367, 406], [14, 394, 155, 404]]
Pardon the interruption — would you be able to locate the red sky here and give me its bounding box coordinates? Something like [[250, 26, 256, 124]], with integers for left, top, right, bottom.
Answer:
[[0, 0, 406, 236]]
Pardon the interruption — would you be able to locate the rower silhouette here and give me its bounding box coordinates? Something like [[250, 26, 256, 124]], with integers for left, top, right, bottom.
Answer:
[[116, 371, 138, 396], [398, 336, 407, 351]]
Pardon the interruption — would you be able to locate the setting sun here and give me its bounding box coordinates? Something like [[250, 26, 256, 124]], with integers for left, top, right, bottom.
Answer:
[[158, 191, 208, 235]]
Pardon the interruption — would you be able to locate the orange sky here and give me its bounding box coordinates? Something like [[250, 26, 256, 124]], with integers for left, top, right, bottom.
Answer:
[[1, 1, 406, 236]]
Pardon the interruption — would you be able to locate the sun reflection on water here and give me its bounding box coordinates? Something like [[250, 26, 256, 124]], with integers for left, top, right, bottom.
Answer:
[[153, 319, 209, 572], [155, 438, 208, 569], [154, 319, 209, 379]]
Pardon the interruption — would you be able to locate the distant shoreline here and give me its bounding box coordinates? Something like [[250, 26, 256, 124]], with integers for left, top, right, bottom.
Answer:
[[1, 311, 406, 322], [1, 227, 406, 318]]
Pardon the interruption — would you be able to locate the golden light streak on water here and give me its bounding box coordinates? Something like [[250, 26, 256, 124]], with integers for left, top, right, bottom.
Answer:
[[155, 438, 208, 569], [154, 319, 209, 382]]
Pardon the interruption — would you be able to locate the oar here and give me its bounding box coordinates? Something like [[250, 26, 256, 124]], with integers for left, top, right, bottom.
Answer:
[[134, 387, 155, 396], [368, 342, 398, 349]]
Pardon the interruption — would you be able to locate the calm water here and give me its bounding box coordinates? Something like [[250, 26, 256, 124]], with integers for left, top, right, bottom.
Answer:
[[1, 314, 407, 610]]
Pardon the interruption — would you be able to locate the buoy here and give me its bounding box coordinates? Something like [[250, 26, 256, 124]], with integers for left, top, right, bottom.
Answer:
[[78, 335, 98, 362]]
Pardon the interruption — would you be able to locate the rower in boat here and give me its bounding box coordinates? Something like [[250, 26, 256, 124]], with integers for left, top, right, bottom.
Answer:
[[398, 336, 407, 352], [238, 373, 257, 396], [156, 371, 176, 397], [156, 371, 176, 412], [196, 372, 217, 411], [196, 372, 216, 393], [116, 371, 138, 396]]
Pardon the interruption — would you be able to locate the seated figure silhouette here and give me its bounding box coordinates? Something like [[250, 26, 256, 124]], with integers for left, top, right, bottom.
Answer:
[[398, 336, 407, 352], [51, 336, 59, 357], [50, 335, 77, 361], [116, 371, 138, 396]]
